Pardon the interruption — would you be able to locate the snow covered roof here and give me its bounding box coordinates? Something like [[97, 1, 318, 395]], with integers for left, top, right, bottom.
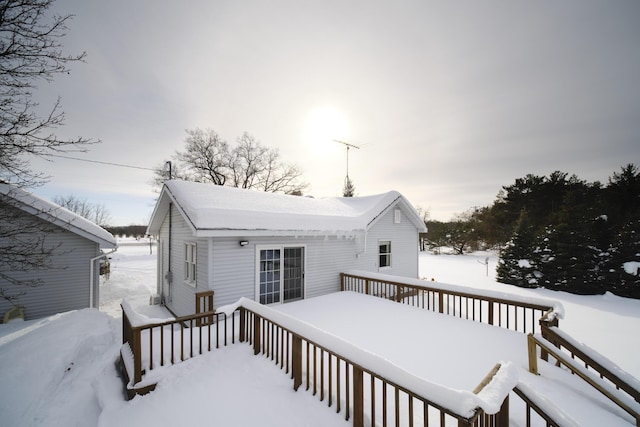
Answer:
[[0, 183, 117, 249], [147, 180, 427, 237]]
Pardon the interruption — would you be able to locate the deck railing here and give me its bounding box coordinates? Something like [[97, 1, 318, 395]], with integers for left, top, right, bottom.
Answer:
[[528, 332, 640, 426], [539, 324, 640, 405], [120, 302, 235, 397], [121, 272, 635, 427], [341, 271, 560, 335], [511, 386, 561, 427], [121, 298, 513, 426], [237, 301, 512, 427]]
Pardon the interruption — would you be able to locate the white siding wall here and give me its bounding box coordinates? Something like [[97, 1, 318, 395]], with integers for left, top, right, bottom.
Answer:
[[208, 204, 420, 310], [157, 201, 421, 315], [0, 212, 101, 321], [359, 206, 420, 278], [157, 204, 211, 317]]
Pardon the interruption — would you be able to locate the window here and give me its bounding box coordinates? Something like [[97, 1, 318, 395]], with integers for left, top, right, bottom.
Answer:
[[184, 242, 197, 284], [379, 240, 391, 268]]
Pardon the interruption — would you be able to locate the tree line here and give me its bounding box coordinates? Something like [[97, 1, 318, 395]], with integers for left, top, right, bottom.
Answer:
[[424, 164, 640, 298]]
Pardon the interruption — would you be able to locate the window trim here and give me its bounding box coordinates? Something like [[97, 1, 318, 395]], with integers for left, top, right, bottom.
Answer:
[[184, 241, 197, 286], [379, 239, 392, 270]]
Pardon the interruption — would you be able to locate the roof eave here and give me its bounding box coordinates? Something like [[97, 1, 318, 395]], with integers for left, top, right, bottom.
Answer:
[[194, 228, 366, 238]]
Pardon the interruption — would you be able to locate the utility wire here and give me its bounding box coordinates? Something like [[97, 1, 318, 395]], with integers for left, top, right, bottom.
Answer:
[[45, 154, 157, 171]]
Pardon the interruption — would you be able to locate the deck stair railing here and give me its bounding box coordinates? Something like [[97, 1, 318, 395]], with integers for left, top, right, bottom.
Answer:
[[341, 271, 560, 335], [528, 327, 640, 426]]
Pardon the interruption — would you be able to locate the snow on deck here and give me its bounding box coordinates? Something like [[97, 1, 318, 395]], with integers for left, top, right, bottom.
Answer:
[[274, 291, 638, 426], [275, 291, 527, 392]]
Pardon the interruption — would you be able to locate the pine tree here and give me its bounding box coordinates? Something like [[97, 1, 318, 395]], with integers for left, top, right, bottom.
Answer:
[[342, 176, 355, 197], [497, 209, 539, 287], [606, 219, 640, 298]]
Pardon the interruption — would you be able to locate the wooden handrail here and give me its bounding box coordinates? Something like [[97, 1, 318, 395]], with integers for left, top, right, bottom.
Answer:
[[237, 303, 507, 427], [341, 271, 559, 334], [121, 305, 235, 393], [528, 333, 640, 426], [540, 324, 640, 404], [512, 386, 562, 427]]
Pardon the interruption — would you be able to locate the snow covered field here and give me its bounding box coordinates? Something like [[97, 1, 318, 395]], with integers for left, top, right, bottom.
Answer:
[[0, 242, 638, 426]]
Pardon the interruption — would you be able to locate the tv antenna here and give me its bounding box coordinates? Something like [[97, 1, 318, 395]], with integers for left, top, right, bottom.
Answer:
[[333, 139, 360, 179]]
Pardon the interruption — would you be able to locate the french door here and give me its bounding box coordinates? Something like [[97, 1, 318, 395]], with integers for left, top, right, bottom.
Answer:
[[257, 246, 305, 305]]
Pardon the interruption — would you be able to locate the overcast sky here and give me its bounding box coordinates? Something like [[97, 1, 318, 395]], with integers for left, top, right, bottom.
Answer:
[[29, 0, 640, 225]]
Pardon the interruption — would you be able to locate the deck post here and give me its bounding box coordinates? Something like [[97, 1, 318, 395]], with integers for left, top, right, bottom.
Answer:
[[496, 394, 509, 426], [132, 327, 142, 384], [353, 366, 364, 427], [539, 322, 555, 362], [527, 334, 538, 375], [438, 292, 444, 314], [340, 273, 345, 291], [292, 334, 303, 391]]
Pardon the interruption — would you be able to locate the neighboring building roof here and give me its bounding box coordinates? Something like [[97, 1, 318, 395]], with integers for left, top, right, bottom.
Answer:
[[147, 180, 427, 237], [0, 183, 117, 248]]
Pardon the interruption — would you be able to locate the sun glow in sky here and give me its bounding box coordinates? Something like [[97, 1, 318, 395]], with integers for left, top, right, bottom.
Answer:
[[23, 0, 640, 225], [302, 106, 349, 157]]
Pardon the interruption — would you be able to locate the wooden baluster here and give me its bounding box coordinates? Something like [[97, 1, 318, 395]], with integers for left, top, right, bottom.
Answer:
[[253, 314, 261, 355], [353, 366, 364, 426], [292, 334, 302, 391]]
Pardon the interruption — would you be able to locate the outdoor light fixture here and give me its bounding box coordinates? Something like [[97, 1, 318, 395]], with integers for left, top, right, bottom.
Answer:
[[239, 240, 249, 247]]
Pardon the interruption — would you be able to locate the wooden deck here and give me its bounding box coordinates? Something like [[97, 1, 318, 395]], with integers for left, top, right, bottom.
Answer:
[[119, 271, 639, 426]]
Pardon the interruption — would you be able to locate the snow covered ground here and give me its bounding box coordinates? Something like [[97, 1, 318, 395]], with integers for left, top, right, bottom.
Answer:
[[0, 242, 638, 426]]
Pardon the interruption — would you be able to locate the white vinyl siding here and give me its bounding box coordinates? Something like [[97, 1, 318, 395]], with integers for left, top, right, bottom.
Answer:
[[157, 205, 209, 317], [0, 208, 101, 321], [158, 201, 421, 315]]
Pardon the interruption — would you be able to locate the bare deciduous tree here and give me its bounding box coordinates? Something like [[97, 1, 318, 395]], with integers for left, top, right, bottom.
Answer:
[[153, 128, 307, 195], [53, 194, 112, 227], [1, 0, 94, 306], [176, 129, 229, 185], [0, 0, 97, 187]]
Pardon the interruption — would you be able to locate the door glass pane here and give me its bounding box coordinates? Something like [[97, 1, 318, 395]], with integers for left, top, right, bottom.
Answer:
[[283, 247, 304, 302], [259, 249, 280, 305]]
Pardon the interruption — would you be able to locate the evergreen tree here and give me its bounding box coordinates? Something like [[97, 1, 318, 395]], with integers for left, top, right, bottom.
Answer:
[[342, 175, 355, 197], [606, 219, 640, 298], [497, 209, 539, 287]]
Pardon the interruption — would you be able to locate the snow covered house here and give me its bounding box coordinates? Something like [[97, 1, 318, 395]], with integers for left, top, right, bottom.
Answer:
[[0, 183, 117, 322], [146, 180, 427, 317]]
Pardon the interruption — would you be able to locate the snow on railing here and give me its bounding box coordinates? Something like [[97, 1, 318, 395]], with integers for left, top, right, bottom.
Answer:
[[121, 273, 637, 427], [120, 300, 235, 398], [341, 270, 563, 335], [226, 297, 516, 426], [528, 332, 640, 426]]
